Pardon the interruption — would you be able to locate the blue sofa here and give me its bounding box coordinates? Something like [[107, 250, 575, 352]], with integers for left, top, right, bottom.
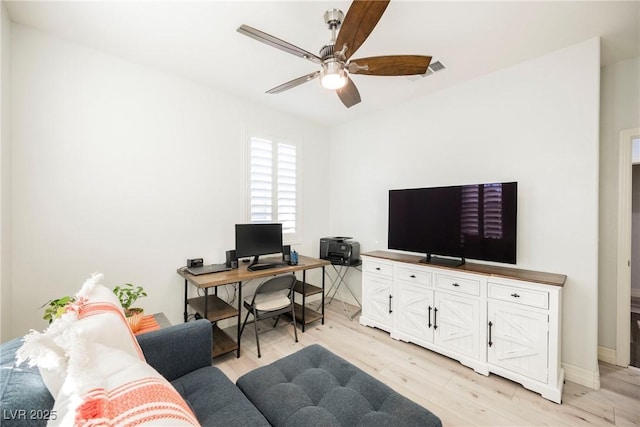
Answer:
[[1, 319, 441, 426]]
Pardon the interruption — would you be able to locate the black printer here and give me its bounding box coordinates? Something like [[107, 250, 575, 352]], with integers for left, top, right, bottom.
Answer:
[[319, 237, 361, 266]]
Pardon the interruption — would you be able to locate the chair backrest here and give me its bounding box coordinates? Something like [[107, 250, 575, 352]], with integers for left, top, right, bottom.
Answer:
[[255, 274, 297, 296]]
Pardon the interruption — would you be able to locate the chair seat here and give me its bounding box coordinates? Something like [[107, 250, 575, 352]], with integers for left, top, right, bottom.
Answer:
[[245, 291, 291, 312]]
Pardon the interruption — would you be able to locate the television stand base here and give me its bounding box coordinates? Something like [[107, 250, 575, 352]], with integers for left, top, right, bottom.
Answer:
[[420, 255, 465, 267]]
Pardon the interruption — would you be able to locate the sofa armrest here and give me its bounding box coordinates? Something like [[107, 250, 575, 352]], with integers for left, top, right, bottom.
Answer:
[[136, 319, 212, 382]]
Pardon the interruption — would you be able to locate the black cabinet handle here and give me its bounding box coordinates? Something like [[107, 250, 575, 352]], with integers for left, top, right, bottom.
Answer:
[[428, 306, 432, 328], [488, 321, 493, 347], [510, 293, 520, 298], [433, 307, 438, 330], [410, 274, 416, 278], [376, 267, 381, 271], [388, 295, 393, 313], [452, 283, 460, 287]]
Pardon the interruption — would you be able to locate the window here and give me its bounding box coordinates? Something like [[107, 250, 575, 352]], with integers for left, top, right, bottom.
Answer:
[[246, 135, 300, 242]]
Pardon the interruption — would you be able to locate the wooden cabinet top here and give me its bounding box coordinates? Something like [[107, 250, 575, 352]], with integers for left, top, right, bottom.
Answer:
[[362, 251, 566, 287]]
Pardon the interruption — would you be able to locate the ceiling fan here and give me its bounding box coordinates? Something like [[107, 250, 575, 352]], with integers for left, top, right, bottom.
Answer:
[[237, 0, 432, 108]]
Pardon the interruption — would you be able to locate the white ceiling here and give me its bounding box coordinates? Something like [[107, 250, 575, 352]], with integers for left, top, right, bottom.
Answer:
[[5, 1, 640, 126]]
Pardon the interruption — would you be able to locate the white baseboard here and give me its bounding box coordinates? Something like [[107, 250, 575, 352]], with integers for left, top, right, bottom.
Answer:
[[562, 362, 600, 390], [598, 346, 617, 365], [632, 288, 640, 298]]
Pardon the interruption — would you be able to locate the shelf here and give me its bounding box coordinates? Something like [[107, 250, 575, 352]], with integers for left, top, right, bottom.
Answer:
[[293, 280, 323, 296], [290, 303, 323, 325], [212, 324, 237, 358], [188, 294, 238, 322]]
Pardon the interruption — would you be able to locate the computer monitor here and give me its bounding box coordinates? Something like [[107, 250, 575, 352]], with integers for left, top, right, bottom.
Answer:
[[235, 223, 283, 267]]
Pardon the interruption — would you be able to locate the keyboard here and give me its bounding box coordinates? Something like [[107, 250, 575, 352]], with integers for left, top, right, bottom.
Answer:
[[248, 262, 289, 272], [186, 264, 231, 276]]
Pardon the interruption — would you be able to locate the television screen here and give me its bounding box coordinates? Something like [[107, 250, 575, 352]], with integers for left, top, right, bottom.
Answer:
[[388, 182, 517, 265], [235, 223, 283, 260]]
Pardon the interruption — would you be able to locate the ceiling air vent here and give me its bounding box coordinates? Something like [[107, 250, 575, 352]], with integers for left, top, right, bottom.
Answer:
[[407, 60, 446, 81]]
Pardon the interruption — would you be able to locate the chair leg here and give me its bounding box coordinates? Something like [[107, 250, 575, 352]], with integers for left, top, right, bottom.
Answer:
[[273, 315, 280, 328], [253, 310, 261, 358], [291, 302, 298, 343]]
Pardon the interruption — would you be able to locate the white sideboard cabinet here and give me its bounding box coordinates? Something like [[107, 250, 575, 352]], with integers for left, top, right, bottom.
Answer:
[[360, 251, 566, 403]]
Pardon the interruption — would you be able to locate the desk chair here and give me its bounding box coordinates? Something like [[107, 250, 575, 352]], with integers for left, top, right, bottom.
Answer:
[[240, 274, 298, 358]]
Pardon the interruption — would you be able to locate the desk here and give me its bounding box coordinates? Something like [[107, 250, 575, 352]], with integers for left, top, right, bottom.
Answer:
[[177, 255, 329, 358]]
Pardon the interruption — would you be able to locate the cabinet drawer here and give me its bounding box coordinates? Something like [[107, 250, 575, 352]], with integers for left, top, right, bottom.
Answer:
[[363, 259, 393, 277], [488, 283, 549, 309], [436, 274, 479, 296], [396, 266, 432, 286]]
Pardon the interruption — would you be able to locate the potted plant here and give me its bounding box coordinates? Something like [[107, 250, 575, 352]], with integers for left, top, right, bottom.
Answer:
[[113, 283, 147, 332], [41, 296, 75, 324]]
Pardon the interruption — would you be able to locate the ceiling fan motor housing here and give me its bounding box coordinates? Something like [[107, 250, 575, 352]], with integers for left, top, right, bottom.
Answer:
[[320, 44, 335, 61]]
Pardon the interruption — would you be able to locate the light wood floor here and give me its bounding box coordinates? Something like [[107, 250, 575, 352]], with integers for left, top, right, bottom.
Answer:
[[216, 302, 640, 426]]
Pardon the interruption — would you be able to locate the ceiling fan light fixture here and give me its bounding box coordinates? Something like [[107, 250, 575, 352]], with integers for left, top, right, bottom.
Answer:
[[320, 61, 347, 90]]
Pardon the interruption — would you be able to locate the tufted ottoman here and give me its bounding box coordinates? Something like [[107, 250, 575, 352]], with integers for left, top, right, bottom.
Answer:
[[236, 344, 442, 427]]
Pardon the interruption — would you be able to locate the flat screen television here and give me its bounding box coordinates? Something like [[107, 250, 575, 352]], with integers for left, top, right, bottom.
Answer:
[[235, 223, 283, 270], [388, 182, 517, 266]]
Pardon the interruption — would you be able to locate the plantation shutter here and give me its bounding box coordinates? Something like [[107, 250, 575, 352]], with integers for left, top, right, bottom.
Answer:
[[249, 138, 273, 222], [460, 183, 503, 241], [277, 143, 297, 235], [248, 136, 299, 241], [461, 185, 480, 237], [483, 183, 503, 239]]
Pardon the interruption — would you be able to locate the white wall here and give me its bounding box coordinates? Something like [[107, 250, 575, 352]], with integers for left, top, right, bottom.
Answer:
[[598, 56, 640, 349], [328, 39, 601, 380], [0, 1, 12, 342], [9, 24, 330, 338]]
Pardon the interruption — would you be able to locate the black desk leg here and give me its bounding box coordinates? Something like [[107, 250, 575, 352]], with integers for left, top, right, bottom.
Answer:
[[321, 266, 325, 325], [183, 279, 188, 323], [203, 287, 208, 320], [302, 270, 306, 332], [237, 281, 242, 358]]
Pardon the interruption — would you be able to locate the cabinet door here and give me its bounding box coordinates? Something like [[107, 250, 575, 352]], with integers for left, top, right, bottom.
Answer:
[[362, 274, 394, 331], [434, 292, 480, 360], [487, 302, 548, 383], [395, 281, 434, 343]]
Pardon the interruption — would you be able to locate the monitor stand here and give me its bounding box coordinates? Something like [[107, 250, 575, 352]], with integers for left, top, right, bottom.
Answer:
[[247, 255, 262, 270], [420, 254, 465, 268], [248, 255, 279, 272]]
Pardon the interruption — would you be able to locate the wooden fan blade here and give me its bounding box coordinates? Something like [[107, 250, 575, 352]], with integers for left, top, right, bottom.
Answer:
[[238, 24, 322, 64], [349, 55, 432, 76], [336, 77, 361, 108], [266, 71, 320, 94], [336, 0, 390, 60]]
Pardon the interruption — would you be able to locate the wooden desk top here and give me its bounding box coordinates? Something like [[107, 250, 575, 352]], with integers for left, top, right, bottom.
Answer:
[[362, 250, 566, 287], [177, 255, 330, 289]]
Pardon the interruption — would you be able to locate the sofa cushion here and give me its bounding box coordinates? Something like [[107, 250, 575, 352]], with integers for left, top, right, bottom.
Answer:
[[137, 319, 213, 382], [171, 366, 270, 427], [0, 337, 54, 427], [236, 344, 442, 427]]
